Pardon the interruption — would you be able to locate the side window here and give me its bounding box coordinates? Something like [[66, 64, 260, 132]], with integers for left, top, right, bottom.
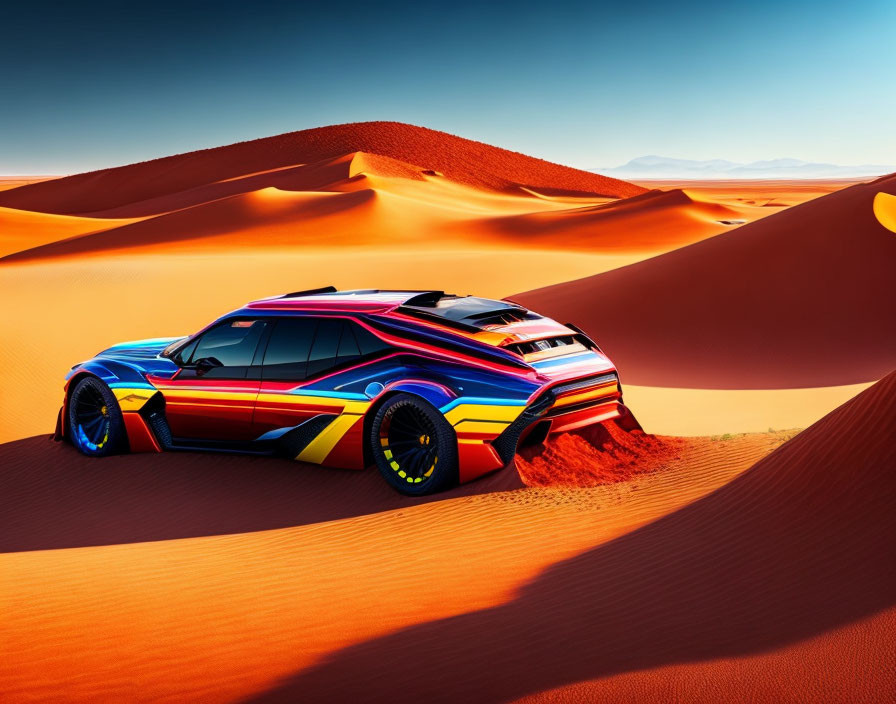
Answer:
[[352, 323, 390, 357], [188, 319, 267, 377], [262, 318, 317, 380], [336, 322, 360, 364], [306, 318, 342, 377]]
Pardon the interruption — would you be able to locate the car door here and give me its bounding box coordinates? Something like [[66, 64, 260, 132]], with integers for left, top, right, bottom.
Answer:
[[147, 318, 270, 441], [252, 316, 324, 437]]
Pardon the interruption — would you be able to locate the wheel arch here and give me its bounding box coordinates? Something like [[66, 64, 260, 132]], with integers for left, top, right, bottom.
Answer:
[[61, 370, 105, 439], [361, 383, 458, 469]]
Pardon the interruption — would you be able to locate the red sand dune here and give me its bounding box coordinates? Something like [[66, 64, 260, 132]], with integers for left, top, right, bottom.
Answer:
[[513, 173, 896, 389], [0, 122, 644, 216], [247, 371, 896, 703]]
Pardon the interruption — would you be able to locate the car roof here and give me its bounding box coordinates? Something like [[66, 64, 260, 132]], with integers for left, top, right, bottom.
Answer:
[[243, 288, 524, 319]]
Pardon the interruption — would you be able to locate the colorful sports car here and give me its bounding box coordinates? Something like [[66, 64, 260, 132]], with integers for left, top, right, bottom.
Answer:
[[57, 288, 628, 494]]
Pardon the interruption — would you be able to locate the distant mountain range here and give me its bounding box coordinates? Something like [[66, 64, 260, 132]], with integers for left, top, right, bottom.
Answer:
[[597, 156, 895, 180]]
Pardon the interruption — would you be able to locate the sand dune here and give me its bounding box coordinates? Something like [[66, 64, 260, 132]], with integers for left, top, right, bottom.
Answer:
[[3, 370, 887, 701], [245, 370, 896, 703], [0, 206, 137, 258], [1, 153, 765, 262], [513, 173, 896, 389], [0, 122, 645, 216], [0, 424, 791, 702], [488, 187, 767, 251], [0, 125, 793, 263]]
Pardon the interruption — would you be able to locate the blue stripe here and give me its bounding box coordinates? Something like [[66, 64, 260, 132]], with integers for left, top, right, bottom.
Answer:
[[289, 388, 368, 401], [531, 351, 598, 369]]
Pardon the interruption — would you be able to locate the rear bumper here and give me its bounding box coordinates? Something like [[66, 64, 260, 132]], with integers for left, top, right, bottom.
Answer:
[[544, 399, 624, 434], [487, 371, 623, 467]]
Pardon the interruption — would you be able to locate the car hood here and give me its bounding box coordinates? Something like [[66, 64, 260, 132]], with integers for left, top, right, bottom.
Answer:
[[98, 337, 184, 361]]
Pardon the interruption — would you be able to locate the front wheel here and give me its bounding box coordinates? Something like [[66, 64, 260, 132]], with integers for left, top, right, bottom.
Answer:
[[68, 376, 126, 457], [370, 394, 458, 495]]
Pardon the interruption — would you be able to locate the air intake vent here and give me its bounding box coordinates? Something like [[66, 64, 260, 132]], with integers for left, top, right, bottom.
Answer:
[[505, 335, 579, 356], [464, 309, 534, 327]]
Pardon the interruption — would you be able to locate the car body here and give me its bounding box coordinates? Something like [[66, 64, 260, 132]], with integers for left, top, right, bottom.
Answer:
[[58, 288, 629, 493]]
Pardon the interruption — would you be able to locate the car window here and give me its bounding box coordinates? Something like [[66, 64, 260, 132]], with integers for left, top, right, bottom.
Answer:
[[262, 317, 317, 380], [352, 323, 390, 357], [189, 320, 267, 375], [306, 318, 343, 377], [337, 322, 361, 363]]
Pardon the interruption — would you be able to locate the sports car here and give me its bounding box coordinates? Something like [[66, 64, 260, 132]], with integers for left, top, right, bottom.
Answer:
[[57, 288, 629, 494]]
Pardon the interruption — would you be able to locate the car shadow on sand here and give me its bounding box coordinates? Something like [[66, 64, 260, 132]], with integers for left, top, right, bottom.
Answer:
[[0, 435, 524, 552]]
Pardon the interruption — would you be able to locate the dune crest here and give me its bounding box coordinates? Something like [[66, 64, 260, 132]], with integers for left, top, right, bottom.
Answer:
[[0, 121, 645, 215], [513, 174, 896, 389]]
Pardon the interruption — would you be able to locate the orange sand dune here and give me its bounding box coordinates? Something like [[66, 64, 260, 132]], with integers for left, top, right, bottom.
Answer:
[[0, 121, 645, 215], [488, 187, 764, 251], [0, 170, 780, 262], [3, 373, 890, 701], [0, 424, 792, 702], [513, 173, 896, 389], [0, 206, 137, 258]]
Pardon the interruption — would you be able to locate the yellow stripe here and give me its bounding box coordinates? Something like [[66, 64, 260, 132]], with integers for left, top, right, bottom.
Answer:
[[444, 403, 526, 426], [112, 387, 156, 412], [297, 413, 363, 464]]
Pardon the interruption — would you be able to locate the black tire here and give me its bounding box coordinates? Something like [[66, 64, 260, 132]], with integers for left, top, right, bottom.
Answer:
[[369, 393, 458, 495], [68, 376, 126, 457]]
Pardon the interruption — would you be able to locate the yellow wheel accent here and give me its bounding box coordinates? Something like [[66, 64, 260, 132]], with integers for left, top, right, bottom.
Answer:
[[100, 405, 108, 416]]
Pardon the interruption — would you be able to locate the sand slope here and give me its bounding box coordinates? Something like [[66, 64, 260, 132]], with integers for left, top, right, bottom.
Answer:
[[0, 122, 645, 216], [0, 206, 137, 258], [513, 174, 896, 389], [0, 125, 798, 263], [247, 370, 896, 702], [0, 426, 789, 702]]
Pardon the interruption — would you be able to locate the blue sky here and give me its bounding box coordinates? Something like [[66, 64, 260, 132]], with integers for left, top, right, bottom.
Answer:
[[2, 1, 894, 174]]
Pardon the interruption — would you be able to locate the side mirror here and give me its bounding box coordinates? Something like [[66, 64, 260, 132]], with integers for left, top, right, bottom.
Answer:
[[194, 357, 223, 376]]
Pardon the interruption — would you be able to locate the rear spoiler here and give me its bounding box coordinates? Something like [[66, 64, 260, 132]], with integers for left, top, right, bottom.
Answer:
[[564, 322, 602, 352]]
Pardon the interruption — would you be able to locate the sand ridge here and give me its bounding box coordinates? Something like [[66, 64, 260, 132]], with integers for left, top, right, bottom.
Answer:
[[513, 174, 896, 389]]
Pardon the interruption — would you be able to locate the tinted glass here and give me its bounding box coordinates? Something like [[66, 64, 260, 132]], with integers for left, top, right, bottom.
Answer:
[[191, 320, 266, 368], [306, 318, 342, 377], [337, 322, 361, 363], [175, 337, 199, 365], [263, 318, 317, 380], [353, 324, 389, 357]]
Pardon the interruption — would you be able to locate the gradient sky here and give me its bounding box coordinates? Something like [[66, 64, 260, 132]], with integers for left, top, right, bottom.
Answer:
[[2, 0, 894, 174]]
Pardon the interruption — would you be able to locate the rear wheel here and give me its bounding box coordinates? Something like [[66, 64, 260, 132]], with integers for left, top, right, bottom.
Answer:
[[370, 394, 457, 495], [68, 376, 126, 457]]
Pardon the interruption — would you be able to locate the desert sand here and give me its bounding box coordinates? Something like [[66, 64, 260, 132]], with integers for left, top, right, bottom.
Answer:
[[1, 122, 893, 702], [514, 173, 896, 389], [2, 374, 892, 702], [0, 123, 875, 442]]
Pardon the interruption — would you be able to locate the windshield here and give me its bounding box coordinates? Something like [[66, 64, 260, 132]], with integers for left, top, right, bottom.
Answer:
[[161, 336, 191, 360]]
